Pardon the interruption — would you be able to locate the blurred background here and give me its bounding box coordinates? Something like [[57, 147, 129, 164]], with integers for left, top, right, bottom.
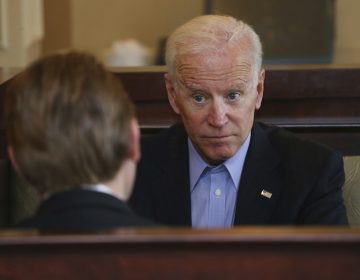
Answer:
[[0, 0, 359, 67]]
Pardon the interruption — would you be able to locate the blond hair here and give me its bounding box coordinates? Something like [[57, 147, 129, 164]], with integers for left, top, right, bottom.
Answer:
[[5, 51, 134, 195]]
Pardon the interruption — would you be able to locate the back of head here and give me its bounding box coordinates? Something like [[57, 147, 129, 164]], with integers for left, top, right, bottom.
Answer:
[[5, 51, 134, 195], [165, 15, 263, 81]]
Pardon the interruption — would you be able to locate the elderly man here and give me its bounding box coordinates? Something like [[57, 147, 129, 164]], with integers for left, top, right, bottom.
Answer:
[[130, 15, 348, 227], [6, 51, 155, 229]]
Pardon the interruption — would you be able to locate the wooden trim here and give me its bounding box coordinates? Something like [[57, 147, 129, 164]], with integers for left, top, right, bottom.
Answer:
[[0, 227, 359, 280]]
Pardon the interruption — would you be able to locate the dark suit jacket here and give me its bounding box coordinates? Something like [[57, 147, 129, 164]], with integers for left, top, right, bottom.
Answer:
[[130, 122, 348, 226], [18, 188, 155, 230]]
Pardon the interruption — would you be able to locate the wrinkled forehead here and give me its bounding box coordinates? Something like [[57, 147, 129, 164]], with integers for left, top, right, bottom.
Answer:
[[175, 50, 255, 89]]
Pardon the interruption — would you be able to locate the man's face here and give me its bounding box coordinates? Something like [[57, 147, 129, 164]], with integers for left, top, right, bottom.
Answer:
[[165, 47, 265, 165]]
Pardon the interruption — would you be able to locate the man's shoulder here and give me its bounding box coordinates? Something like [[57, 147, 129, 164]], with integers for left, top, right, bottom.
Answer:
[[141, 123, 187, 153], [16, 189, 157, 229], [254, 122, 341, 163]]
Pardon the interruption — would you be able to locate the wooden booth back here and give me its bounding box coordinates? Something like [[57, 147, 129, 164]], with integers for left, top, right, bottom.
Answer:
[[1, 66, 360, 226]]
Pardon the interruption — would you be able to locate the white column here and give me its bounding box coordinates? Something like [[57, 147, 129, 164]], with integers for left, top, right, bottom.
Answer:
[[0, 0, 44, 67]]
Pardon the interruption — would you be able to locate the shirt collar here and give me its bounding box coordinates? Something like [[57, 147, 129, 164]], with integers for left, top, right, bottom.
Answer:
[[188, 139, 208, 192], [42, 183, 115, 201], [188, 133, 251, 192], [82, 183, 114, 196], [223, 134, 251, 190]]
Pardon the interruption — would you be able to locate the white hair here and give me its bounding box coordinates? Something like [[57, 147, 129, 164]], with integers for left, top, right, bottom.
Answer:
[[165, 15, 263, 84]]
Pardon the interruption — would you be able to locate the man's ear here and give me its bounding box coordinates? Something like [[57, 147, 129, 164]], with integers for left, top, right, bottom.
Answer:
[[127, 118, 140, 162], [255, 69, 265, 110], [164, 73, 180, 115], [7, 146, 23, 177]]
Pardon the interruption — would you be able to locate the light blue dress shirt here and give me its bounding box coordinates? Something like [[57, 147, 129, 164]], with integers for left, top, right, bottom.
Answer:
[[189, 134, 251, 228]]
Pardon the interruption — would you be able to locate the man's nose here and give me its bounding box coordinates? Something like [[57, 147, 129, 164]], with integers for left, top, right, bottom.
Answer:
[[207, 100, 228, 127]]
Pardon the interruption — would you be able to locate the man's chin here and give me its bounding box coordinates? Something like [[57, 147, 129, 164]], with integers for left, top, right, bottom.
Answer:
[[202, 150, 233, 165]]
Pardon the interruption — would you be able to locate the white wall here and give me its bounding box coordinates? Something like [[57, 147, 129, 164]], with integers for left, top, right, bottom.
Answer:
[[334, 0, 360, 64], [3, 0, 360, 67], [68, 0, 360, 65], [71, 0, 203, 58]]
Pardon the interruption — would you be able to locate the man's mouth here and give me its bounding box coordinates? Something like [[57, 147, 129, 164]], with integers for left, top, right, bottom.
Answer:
[[203, 135, 232, 141], [205, 134, 231, 138]]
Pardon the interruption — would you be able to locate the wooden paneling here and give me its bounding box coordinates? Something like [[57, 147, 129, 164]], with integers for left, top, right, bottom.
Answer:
[[114, 67, 360, 126], [0, 227, 359, 280], [114, 66, 360, 155]]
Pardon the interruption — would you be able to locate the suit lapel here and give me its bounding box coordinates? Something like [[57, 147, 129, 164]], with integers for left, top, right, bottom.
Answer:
[[156, 124, 192, 226], [234, 123, 283, 225]]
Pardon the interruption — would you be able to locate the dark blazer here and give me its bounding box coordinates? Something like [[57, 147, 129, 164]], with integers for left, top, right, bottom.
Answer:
[[130, 122, 348, 226], [18, 188, 155, 230]]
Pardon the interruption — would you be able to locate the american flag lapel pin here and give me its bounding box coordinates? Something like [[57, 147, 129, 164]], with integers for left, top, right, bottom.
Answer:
[[261, 189, 272, 199]]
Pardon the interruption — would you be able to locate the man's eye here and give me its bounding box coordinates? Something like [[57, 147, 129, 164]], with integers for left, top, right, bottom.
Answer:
[[192, 94, 205, 103], [227, 92, 240, 101]]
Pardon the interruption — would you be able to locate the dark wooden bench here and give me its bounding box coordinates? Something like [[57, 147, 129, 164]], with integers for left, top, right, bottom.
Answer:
[[0, 227, 359, 280]]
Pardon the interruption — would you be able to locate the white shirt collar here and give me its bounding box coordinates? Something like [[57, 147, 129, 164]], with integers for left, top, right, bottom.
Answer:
[[81, 183, 114, 196]]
